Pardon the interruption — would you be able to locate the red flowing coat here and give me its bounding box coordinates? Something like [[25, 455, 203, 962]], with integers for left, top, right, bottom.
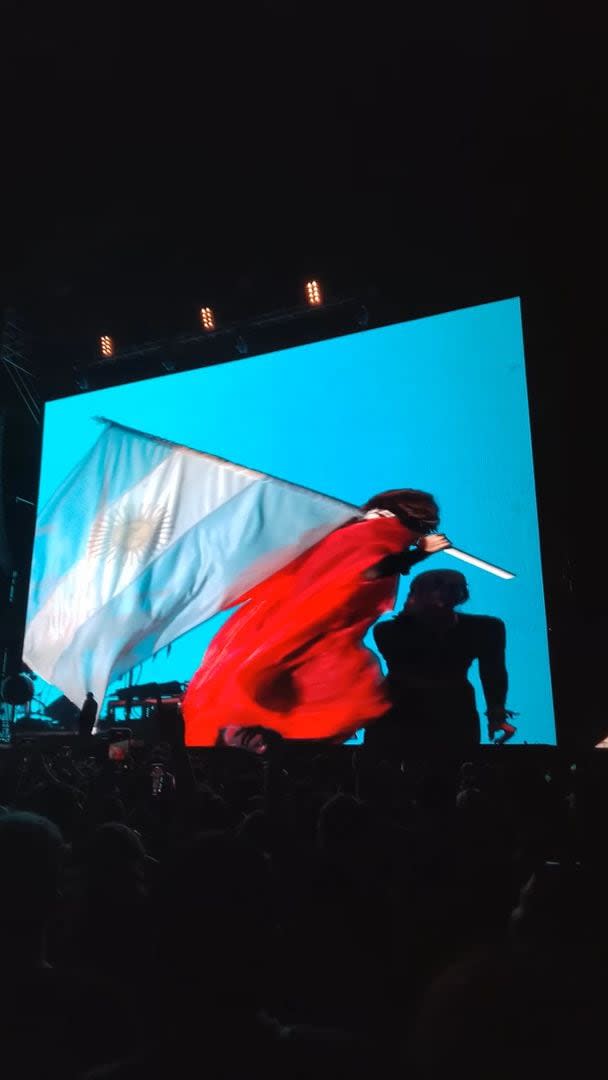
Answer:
[[183, 515, 414, 745]]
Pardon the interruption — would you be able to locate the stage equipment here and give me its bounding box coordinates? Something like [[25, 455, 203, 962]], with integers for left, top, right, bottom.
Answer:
[[44, 694, 80, 728], [200, 307, 216, 331], [305, 280, 322, 306], [107, 680, 184, 724], [99, 335, 114, 358], [1, 673, 34, 705]]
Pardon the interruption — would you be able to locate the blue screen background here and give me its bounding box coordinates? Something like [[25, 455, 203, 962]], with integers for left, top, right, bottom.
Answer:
[[31, 298, 555, 744]]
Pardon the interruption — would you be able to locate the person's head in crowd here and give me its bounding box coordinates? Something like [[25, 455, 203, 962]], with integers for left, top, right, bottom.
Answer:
[[455, 785, 488, 812], [310, 752, 347, 794], [317, 793, 370, 853], [509, 861, 606, 951], [220, 763, 264, 814], [0, 811, 65, 968], [88, 792, 127, 827], [236, 809, 272, 856], [458, 761, 478, 789], [414, 770, 455, 816], [454, 785, 501, 856], [317, 793, 384, 881], [184, 786, 237, 832], [85, 822, 147, 899], [27, 781, 83, 841], [155, 830, 275, 1022]]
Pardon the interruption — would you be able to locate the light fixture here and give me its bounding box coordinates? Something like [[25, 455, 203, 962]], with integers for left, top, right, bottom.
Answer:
[[305, 280, 323, 306], [99, 335, 114, 359], [200, 307, 216, 332]]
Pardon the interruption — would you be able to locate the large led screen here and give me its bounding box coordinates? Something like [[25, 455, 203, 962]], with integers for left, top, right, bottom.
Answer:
[[25, 298, 555, 745]]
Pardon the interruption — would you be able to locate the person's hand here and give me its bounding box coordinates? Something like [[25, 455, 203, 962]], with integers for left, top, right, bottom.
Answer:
[[395, 533, 453, 575], [222, 725, 281, 755], [486, 706, 518, 743], [416, 533, 452, 554], [239, 727, 268, 754]]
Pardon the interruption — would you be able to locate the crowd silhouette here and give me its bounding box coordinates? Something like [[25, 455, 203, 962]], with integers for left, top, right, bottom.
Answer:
[[1, 720, 606, 1079]]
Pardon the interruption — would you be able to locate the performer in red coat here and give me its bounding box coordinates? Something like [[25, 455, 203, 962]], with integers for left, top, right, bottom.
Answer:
[[183, 489, 450, 746]]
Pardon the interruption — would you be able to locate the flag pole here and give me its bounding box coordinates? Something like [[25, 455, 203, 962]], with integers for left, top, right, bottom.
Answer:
[[444, 546, 515, 580]]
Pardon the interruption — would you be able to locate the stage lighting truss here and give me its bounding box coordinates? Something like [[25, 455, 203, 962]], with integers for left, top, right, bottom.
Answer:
[[84, 296, 362, 381], [200, 307, 216, 332], [305, 280, 323, 306], [99, 335, 114, 359], [1, 310, 41, 426]]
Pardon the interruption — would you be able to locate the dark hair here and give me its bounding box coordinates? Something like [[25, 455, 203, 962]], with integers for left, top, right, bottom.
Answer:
[[0, 812, 64, 926], [362, 489, 439, 535], [406, 569, 469, 608]]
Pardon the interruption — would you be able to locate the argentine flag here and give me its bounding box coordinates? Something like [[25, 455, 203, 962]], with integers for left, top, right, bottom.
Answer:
[[24, 419, 359, 709]]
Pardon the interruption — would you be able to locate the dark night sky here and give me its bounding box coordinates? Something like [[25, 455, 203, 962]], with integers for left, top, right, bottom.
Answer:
[[3, 3, 597, 345], [2, 4, 599, 513], [1, 3, 605, 737]]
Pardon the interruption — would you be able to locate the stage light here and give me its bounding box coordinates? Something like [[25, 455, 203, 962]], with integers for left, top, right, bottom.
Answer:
[[99, 335, 114, 359], [305, 280, 322, 306], [200, 307, 216, 332]]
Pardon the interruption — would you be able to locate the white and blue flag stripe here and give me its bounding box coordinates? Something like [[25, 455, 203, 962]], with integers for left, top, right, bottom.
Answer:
[[24, 419, 359, 709]]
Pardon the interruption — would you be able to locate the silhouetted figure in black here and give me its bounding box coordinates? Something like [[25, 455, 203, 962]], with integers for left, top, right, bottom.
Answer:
[[79, 691, 98, 738], [366, 569, 516, 758]]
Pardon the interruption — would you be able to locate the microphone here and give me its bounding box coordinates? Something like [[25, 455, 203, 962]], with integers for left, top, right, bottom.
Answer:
[[443, 546, 515, 580]]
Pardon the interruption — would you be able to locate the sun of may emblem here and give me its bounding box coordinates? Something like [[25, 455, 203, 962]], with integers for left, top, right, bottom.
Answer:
[[88, 503, 173, 563]]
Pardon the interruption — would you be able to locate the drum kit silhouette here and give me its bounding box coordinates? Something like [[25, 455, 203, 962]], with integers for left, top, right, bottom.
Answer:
[[0, 671, 63, 736]]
